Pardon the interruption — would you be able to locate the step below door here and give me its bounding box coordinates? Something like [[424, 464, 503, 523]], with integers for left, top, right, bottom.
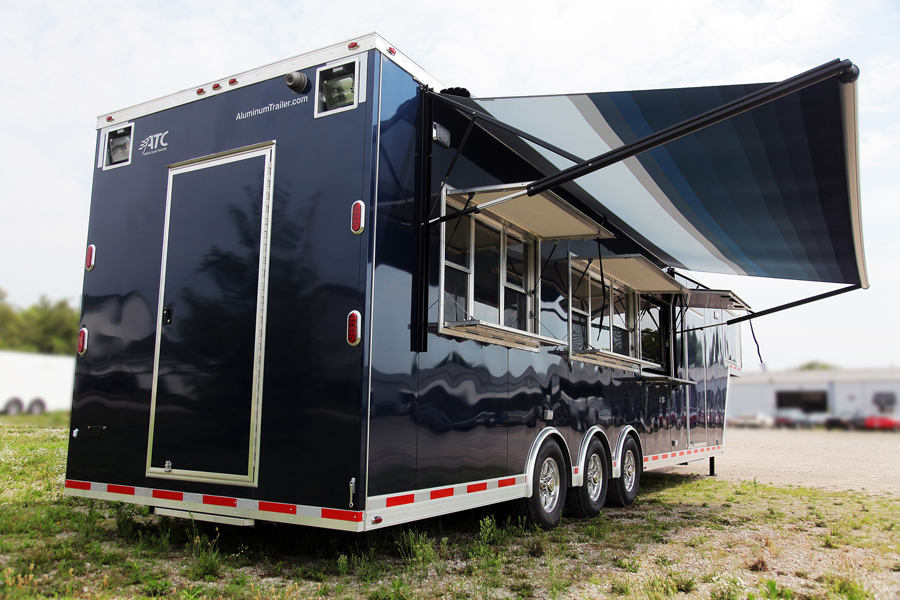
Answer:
[[146, 142, 275, 487]]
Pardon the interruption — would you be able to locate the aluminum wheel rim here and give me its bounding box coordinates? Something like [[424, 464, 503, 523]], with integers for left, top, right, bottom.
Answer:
[[587, 453, 603, 501], [539, 457, 560, 513], [622, 449, 636, 492]]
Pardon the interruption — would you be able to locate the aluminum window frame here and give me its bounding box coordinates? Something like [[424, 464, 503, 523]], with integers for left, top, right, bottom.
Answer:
[[438, 188, 562, 350], [567, 253, 662, 371], [313, 56, 365, 119], [98, 122, 135, 171]]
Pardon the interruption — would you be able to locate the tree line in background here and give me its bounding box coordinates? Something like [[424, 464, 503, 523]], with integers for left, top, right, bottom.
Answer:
[[0, 289, 79, 355]]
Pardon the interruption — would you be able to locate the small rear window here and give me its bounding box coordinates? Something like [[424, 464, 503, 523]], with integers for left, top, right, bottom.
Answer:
[[100, 124, 133, 170], [315, 60, 359, 118]]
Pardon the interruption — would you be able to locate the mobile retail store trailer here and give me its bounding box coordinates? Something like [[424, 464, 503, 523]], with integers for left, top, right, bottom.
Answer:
[[65, 34, 867, 531]]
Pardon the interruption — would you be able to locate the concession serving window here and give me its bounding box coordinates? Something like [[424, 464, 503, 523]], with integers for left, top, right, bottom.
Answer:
[[438, 184, 613, 351], [567, 255, 689, 372]]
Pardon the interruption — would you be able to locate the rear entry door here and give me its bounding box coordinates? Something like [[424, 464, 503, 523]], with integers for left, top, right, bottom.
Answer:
[[146, 142, 275, 487]]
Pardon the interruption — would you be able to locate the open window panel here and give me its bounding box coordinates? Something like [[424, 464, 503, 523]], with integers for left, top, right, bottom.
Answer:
[[684, 289, 750, 376], [98, 122, 134, 170], [568, 254, 686, 373], [438, 183, 613, 351]]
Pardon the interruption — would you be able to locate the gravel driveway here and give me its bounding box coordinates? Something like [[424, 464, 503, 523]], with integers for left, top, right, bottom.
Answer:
[[658, 427, 900, 495]]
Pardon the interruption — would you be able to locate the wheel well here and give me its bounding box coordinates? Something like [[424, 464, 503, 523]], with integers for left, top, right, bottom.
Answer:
[[546, 432, 573, 476]]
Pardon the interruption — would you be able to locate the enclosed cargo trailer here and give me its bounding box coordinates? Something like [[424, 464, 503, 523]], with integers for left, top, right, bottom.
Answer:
[[65, 34, 866, 530]]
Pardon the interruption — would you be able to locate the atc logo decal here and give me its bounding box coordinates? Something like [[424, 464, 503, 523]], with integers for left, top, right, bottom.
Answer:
[[139, 131, 169, 156]]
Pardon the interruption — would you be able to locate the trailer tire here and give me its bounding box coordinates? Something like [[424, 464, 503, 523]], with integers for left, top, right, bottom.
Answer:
[[566, 437, 608, 518], [3, 398, 24, 416], [520, 438, 567, 530], [608, 436, 640, 507], [27, 399, 46, 415]]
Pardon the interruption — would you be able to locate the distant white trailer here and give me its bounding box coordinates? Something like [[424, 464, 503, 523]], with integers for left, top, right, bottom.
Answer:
[[0, 350, 75, 414]]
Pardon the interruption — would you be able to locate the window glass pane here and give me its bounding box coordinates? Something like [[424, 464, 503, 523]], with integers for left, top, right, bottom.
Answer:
[[640, 295, 663, 365], [572, 265, 590, 314], [506, 236, 527, 289], [504, 288, 528, 331], [445, 212, 470, 268], [472, 222, 500, 323], [590, 281, 611, 352], [572, 312, 588, 353], [611, 288, 630, 355], [443, 266, 468, 322], [539, 244, 568, 341]]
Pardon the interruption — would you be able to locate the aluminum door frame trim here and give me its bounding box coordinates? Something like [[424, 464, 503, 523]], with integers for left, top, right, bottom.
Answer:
[[146, 140, 277, 488]]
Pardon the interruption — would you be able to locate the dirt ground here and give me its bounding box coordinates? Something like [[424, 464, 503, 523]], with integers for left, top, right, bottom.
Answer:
[[658, 427, 900, 496]]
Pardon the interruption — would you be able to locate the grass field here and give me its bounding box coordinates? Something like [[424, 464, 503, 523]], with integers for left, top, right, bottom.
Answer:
[[1, 424, 898, 599]]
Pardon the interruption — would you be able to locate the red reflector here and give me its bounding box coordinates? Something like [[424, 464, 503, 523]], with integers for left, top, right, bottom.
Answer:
[[350, 200, 365, 234], [212, 83, 222, 90], [107, 484, 135, 495], [498, 477, 516, 488], [467, 482, 487, 493], [85, 244, 96, 271], [229, 78, 238, 85], [260, 501, 296, 514], [347, 310, 361, 346], [65, 480, 91, 490], [430, 488, 454, 500], [348, 42, 359, 50], [372, 516, 383, 524], [203, 495, 237, 507], [386, 494, 414, 507], [387, 47, 396, 56], [77, 327, 88, 356], [196, 88, 205, 95], [105, 116, 114, 122], [152, 489, 183, 501], [322, 508, 363, 522]]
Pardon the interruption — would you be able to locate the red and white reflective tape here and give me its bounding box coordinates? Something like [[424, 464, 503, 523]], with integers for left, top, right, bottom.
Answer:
[[642, 445, 724, 468], [64, 480, 362, 524], [367, 475, 527, 511]]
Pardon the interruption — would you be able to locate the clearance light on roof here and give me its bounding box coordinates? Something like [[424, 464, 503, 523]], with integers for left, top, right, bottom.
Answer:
[[350, 200, 365, 235], [347, 311, 361, 346], [106, 116, 114, 122], [77, 327, 89, 356], [212, 83, 221, 90], [348, 42, 359, 50], [229, 78, 238, 86], [196, 88, 205, 95], [85, 244, 96, 271], [387, 47, 396, 56]]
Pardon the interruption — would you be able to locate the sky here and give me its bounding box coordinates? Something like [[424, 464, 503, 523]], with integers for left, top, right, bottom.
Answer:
[[0, 0, 897, 372]]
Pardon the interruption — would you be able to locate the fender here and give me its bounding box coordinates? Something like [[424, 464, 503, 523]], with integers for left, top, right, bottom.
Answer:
[[572, 426, 612, 487], [612, 426, 642, 479], [522, 427, 571, 498]]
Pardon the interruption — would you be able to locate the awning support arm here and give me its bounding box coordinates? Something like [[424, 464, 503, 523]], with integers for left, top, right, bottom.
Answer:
[[668, 269, 710, 290], [428, 91, 585, 164], [680, 283, 861, 333], [428, 188, 530, 225], [432, 114, 477, 219], [526, 59, 859, 197], [726, 284, 860, 326]]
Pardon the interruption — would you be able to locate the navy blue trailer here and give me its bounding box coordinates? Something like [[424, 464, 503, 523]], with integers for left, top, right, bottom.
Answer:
[[66, 34, 867, 531]]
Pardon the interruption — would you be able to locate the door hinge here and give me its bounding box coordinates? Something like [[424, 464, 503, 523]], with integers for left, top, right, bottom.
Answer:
[[349, 477, 356, 508]]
